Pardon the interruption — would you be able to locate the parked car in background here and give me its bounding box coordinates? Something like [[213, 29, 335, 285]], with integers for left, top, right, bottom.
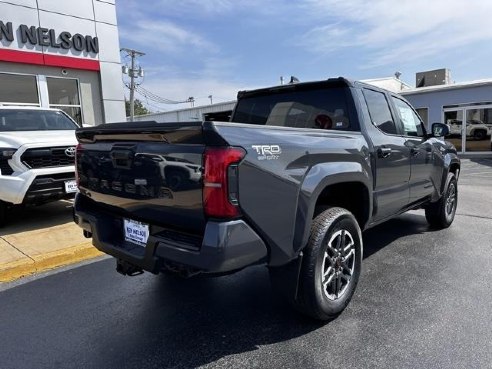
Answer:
[[0, 106, 78, 226], [447, 119, 491, 140], [479, 120, 492, 132]]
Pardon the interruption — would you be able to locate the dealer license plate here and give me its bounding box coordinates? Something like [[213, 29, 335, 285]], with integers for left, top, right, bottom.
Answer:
[[64, 180, 78, 193], [124, 219, 149, 247]]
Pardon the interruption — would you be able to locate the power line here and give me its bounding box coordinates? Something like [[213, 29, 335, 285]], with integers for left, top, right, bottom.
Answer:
[[135, 85, 194, 106], [136, 85, 186, 104]]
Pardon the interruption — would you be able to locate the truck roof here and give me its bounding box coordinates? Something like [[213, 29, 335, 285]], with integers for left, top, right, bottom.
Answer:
[[236, 77, 353, 99], [236, 77, 392, 99]]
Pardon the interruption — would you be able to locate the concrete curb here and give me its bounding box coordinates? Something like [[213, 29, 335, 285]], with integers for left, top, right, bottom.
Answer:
[[0, 242, 103, 283]]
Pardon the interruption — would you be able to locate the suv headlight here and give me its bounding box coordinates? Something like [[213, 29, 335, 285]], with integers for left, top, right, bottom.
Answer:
[[0, 149, 16, 158], [0, 148, 16, 176]]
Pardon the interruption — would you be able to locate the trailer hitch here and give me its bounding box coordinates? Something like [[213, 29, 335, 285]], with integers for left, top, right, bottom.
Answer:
[[116, 259, 144, 276]]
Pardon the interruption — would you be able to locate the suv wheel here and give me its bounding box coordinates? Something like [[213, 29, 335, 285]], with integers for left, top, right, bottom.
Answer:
[[272, 207, 362, 321], [474, 129, 486, 140], [425, 172, 458, 229]]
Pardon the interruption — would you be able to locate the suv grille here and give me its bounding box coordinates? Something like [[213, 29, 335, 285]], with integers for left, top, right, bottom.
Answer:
[[23, 173, 76, 204], [21, 147, 75, 169]]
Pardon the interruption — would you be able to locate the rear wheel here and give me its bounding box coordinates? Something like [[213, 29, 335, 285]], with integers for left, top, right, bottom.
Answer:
[[425, 173, 458, 229], [272, 207, 362, 321]]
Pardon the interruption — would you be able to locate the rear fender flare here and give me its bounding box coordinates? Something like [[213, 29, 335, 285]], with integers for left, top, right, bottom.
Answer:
[[292, 162, 372, 256], [440, 153, 460, 195]]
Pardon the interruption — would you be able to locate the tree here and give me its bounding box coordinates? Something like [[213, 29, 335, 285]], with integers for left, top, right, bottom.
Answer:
[[125, 99, 151, 117]]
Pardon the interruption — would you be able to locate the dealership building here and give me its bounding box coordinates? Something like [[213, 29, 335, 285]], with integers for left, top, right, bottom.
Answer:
[[0, 0, 125, 125], [134, 71, 492, 155], [402, 70, 492, 155]]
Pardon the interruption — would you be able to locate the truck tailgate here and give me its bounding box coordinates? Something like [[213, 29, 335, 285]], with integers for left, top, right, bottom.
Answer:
[[76, 122, 211, 234]]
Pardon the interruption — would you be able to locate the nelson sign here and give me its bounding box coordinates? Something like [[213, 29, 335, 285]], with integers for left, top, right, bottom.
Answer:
[[0, 21, 99, 54]]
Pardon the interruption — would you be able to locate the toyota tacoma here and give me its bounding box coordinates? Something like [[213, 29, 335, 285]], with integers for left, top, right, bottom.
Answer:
[[73, 78, 460, 320]]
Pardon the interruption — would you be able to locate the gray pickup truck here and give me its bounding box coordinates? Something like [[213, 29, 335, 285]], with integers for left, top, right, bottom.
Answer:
[[73, 78, 460, 320]]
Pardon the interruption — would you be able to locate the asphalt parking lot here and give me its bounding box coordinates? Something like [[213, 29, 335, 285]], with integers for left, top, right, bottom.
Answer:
[[0, 158, 491, 369]]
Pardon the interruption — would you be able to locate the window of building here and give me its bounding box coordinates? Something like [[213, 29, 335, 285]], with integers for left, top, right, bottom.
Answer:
[[444, 105, 492, 153], [46, 77, 82, 124], [363, 89, 397, 134], [465, 108, 492, 152], [392, 97, 425, 137], [0, 73, 39, 106]]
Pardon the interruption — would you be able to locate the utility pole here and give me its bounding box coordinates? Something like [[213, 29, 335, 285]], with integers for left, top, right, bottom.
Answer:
[[121, 48, 145, 122], [208, 95, 213, 105]]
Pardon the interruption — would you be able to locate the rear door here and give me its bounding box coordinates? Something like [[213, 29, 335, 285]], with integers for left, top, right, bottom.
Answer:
[[362, 88, 411, 221]]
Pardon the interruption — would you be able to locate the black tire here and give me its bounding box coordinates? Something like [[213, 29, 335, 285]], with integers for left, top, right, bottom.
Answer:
[[473, 129, 486, 140], [272, 207, 362, 321], [425, 173, 458, 229]]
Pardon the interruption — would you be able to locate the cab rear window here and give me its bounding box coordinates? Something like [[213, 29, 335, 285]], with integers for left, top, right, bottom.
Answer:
[[232, 87, 357, 131]]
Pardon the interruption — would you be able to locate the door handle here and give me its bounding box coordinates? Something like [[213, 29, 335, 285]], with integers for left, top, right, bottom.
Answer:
[[411, 148, 420, 157], [377, 147, 392, 158]]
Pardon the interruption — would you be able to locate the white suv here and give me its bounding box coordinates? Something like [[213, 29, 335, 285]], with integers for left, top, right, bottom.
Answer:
[[0, 106, 79, 226], [448, 119, 491, 140]]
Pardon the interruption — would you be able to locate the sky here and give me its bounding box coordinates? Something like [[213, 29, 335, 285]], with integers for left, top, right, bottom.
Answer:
[[116, 0, 492, 112]]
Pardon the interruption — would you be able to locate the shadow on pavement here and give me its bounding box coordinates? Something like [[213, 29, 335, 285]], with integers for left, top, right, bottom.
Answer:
[[362, 212, 429, 259], [0, 199, 74, 236], [82, 212, 435, 369], [91, 271, 324, 369]]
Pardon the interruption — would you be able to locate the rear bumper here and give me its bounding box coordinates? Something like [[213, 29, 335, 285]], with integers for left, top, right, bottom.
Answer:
[[73, 194, 268, 274]]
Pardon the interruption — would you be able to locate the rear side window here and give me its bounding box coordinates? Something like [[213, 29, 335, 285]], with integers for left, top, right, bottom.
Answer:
[[363, 89, 397, 135], [232, 87, 355, 131]]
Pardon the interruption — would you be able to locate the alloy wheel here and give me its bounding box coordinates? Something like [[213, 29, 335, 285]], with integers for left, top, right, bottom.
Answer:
[[321, 229, 356, 300], [446, 182, 457, 216]]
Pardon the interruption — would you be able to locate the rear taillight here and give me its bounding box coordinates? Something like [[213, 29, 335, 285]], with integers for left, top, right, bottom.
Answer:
[[75, 143, 82, 187], [203, 147, 245, 218]]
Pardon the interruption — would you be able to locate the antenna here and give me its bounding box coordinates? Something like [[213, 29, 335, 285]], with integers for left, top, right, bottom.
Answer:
[[289, 76, 300, 84]]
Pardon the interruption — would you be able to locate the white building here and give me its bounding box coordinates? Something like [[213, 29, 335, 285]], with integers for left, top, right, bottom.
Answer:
[[361, 77, 411, 93], [0, 0, 125, 125], [133, 100, 237, 123], [402, 79, 492, 155]]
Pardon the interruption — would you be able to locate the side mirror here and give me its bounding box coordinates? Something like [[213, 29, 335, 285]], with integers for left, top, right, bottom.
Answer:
[[432, 122, 450, 138]]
